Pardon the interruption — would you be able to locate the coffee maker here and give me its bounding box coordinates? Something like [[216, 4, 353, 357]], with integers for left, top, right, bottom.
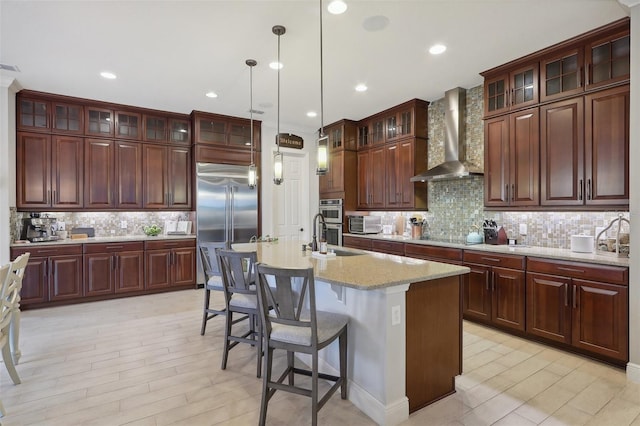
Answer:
[[20, 214, 59, 242]]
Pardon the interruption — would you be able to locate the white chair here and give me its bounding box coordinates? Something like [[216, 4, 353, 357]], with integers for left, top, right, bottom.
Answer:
[[0, 262, 21, 418], [255, 264, 348, 426], [6, 253, 29, 365]]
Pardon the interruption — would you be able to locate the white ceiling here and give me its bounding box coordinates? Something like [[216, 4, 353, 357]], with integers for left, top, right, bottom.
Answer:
[[0, 0, 629, 135]]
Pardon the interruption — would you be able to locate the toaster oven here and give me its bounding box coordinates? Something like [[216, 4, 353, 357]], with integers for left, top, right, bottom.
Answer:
[[348, 215, 382, 234]]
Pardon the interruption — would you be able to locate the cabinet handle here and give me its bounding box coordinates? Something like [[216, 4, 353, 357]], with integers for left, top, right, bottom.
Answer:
[[47, 190, 51, 204], [116, 255, 120, 270], [48, 259, 53, 279], [510, 88, 514, 106], [485, 272, 489, 291], [587, 179, 591, 201], [578, 66, 582, 87], [491, 271, 495, 292], [573, 285, 577, 309], [481, 257, 501, 263], [564, 283, 568, 307], [558, 266, 585, 273], [36, 249, 56, 254], [586, 63, 591, 86], [579, 179, 583, 201], [107, 245, 124, 250], [165, 193, 169, 204], [511, 184, 515, 202], [54, 190, 57, 204], [505, 184, 509, 203], [110, 255, 114, 270]]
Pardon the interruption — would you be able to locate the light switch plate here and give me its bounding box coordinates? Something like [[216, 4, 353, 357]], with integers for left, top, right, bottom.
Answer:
[[391, 305, 401, 325]]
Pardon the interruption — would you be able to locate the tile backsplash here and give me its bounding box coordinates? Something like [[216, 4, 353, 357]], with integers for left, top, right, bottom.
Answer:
[[12, 211, 194, 241]]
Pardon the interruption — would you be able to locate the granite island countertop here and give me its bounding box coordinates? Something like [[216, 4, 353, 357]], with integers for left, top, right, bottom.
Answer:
[[232, 240, 469, 290], [345, 233, 630, 267]]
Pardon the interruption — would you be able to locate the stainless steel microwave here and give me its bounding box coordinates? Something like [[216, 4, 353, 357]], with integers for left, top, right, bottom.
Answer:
[[348, 215, 382, 234]]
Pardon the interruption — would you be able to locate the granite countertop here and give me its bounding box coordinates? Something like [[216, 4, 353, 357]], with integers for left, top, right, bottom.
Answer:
[[10, 234, 196, 247], [345, 233, 630, 267], [232, 240, 470, 291]]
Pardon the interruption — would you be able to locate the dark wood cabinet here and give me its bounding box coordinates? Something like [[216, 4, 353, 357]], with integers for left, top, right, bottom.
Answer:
[[143, 115, 191, 145], [463, 251, 526, 332], [145, 239, 196, 289], [53, 102, 84, 134], [16, 132, 83, 209], [585, 28, 630, 90], [484, 108, 539, 207], [193, 111, 260, 151], [483, 63, 539, 117], [385, 139, 428, 210], [541, 86, 628, 207], [115, 141, 143, 209], [85, 106, 114, 137], [526, 257, 628, 362], [324, 120, 357, 152], [319, 150, 357, 199], [84, 242, 144, 296], [115, 111, 141, 140], [11, 245, 83, 306], [540, 45, 585, 102], [143, 144, 191, 209], [404, 243, 462, 265], [18, 97, 50, 132], [357, 147, 385, 209], [371, 239, 404, 256], [342, 235, 372, 251]]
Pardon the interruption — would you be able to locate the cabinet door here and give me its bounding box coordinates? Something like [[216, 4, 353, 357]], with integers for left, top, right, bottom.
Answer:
[[115, 141, 143, 209], [369, 147, 386, 208], [462, 264, 491, 322], [172, 248, 196, 286], [85, 139, 115, 209], [329, 150, 345, 192], [357, 151, 371, 209], [484, 116, 509, 206], [84, 253, 115, 296], [540, 47, 584, 102], [195, 116, 227, 145], [369, 118, 385, 145], [144, 115, 168, 142], [586, 30, 630, 90], [540, 97, 584, 206], [492, 267, 525, 332], [115, 111, 141, 140], [146, 250, 171, 289], [385, 143, 401, 207], [484, 74, 509, 117], [398, 108, 413, 138], [53, 102, 83, 134], [397, 140, 423, 209], [20, 257, 48, 305], [169, 118, 191, 145], [16, 132, 51, 208], [18, 98, 50, 131], [526, 273, 572, 344], [143, 144, 169, 208], [168, 147, 192, 209], [49, 255, 83, 301], [509, 64, 538, 110], [509, 108, 539, 206], [357, 124, 369, 149], [51, 135, 84, 208], [116, 251, 145, 293], [584, 86, 629, 206], [86, 107, 114, 136], [572, 279, 628, 361]]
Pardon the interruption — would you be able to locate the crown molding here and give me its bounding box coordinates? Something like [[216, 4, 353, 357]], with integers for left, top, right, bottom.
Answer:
[[619, 0, 640, 7]]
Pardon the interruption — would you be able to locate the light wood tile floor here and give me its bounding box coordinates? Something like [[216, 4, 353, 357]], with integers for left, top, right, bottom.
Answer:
[[1, 289, 639, 425]]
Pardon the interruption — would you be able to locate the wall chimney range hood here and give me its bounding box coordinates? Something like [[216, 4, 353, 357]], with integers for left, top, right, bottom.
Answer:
[[411, 87, 484, 182]]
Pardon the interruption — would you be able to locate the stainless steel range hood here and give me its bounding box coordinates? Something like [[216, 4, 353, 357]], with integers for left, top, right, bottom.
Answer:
[[411, 87, 484, 182]]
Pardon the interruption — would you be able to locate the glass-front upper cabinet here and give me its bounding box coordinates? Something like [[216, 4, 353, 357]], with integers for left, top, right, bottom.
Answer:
[[586, 29, 630, 89], [85, 107, 114, 136], [386, 115, 397, 140], [540, 46, 584, 102], [357, 124, 369, 149], [483, 63, 538, 117], [370, 118, 385, 145], [115, 111, 141, 140], [398, 109, 412, 137], [144, 115, 168, 142], [195, 116, 227, 145], [228, 121, 251, 148], [169, 118, 190, 144], [18, 98, 49, 131], [53, 103, 83, 134]]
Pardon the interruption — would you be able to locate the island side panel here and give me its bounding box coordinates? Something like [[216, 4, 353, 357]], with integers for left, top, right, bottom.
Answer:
[[406, 275, 462, 413]]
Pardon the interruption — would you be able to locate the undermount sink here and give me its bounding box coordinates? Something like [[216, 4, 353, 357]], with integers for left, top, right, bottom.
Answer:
[[332, 249, 364, 257]]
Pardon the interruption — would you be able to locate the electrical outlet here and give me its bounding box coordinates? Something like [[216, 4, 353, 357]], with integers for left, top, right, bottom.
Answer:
[[391, 305, 401, 326], [120, 221, 127, 228], [57, 221, 65, 231], [519, 223, 528, 235]]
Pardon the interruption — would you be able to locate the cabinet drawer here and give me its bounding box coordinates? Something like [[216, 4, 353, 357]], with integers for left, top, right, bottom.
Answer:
[[343, 236, 372, 250], [527, 257, 628, 285], [83, 242, 144, 254], [371, 239, 405, 256], [12, 244, 82, 257], [405, 243, 462, 262], [463, 250, 525, 270], [144, 239, 196, 250]]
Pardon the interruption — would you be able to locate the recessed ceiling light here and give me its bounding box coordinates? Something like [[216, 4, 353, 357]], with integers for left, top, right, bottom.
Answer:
[[100, 71, 117, 79], [269, 61, 283, 70], [328, 0, 347, 14], [307, 111, 318, 118], [205, 91, 218, 98], [355, 84, 368, 92], [429, 44, 447, 55]]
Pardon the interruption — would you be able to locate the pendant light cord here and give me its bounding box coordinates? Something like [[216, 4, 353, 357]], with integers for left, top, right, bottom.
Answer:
[[320, 0, 324, 136], [277, 30, 281, 153], [250, 63, 254, 165]]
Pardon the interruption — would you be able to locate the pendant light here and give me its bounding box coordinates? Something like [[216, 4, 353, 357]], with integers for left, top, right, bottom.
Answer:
[[273, 25, 285, 185], [316, 0, 328, 176], [246, 59, 257, 189]]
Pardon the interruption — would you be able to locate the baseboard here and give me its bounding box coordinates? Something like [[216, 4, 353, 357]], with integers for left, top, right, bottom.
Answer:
[[296, 353, 409, 425], [627, 362, 640, 383]]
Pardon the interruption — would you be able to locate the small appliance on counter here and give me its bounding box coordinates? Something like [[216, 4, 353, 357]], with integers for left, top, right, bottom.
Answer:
[[596, 214, 630, 257], [465, 225, 484, 245], [482, 219, 498, 245], [349, 215, 382, 234], [20, 215, 59, 242]]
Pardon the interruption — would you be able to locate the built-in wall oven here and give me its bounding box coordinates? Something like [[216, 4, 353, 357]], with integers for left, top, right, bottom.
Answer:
[[319, 199, 343, 246]]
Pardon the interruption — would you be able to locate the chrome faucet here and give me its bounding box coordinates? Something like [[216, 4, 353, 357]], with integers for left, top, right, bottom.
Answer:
[[311, 213, 327, 252]]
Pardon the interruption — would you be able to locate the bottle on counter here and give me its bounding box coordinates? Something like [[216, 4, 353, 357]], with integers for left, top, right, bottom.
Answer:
[[319, 237, 327, 254]]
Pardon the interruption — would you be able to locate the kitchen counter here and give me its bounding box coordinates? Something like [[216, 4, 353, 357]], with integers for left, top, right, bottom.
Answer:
[[233, 240, 467, 425], [10, 234, 196, 247], [233, 240, 469, 290], [344, 233, 630, 267]]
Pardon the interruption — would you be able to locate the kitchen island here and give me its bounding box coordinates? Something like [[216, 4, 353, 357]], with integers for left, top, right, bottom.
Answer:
[[232, 241, 470, 426]]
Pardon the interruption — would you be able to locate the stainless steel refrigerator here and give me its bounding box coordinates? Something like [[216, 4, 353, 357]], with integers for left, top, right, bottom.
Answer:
[[196, 163, 258, 284]]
